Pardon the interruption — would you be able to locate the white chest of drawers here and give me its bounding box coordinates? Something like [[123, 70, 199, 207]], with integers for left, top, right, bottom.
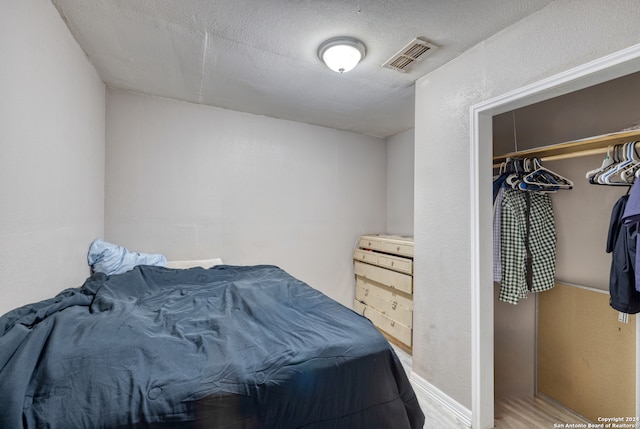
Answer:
[[352, 234, 414, 353]]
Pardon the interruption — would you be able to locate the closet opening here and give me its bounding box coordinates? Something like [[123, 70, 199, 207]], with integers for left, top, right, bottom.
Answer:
[[492, 71, 640, 427], [471, 44, 640, 429]]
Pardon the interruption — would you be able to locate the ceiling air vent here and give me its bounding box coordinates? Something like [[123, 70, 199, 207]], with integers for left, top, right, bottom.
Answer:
[[382, 37, 438, 72]]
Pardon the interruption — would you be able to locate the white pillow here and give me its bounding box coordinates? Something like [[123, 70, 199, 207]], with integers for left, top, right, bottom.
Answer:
[[165, 258, 223, 269]]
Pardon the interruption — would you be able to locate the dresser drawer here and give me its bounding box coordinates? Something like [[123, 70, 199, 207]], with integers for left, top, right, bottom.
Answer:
[[356, 277, 413, 310], [359, 236, 387, 253], [355, 249, 412, 275], [353, 248, 379, 265], [383, 241, 413, 258], [377, 254, 412, 274], [354, 261, 412, 294], [353, 300, 412, 348], [356, 283, 413, 327], [359, 235, 414, 258]]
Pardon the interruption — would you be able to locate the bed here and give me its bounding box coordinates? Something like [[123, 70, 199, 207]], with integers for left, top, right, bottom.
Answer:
[[0, 264, 425, 428]]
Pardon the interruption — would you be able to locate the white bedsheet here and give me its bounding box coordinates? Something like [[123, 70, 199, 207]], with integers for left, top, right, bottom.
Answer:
[[165, 258, 223, 269]]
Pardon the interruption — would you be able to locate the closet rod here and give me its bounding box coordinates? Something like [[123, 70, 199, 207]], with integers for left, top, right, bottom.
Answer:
[[491, 147, 608, 168], [492, 128, 640, 168]]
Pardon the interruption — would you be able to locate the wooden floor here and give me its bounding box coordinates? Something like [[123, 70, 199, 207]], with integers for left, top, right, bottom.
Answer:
[[393, 345, 592, 429], [494, 395, 591, 429]]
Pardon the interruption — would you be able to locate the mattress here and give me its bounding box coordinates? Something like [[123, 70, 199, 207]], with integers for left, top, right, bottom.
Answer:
[[0, 264, 424, 428]]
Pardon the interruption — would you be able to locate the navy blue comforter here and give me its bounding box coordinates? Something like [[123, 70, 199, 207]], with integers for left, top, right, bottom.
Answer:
[[0, 265, 424, 428]]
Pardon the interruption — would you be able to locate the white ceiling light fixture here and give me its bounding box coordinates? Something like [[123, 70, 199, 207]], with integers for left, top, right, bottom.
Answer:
[[318, 37, 366, 73]]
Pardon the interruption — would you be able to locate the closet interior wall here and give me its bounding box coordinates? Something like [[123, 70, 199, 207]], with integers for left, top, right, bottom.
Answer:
[[492, 71, 640, 406]]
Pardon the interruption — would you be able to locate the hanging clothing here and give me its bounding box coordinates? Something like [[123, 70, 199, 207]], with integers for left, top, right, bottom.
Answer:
[[499, 189, 556, 305], [493, 173, 509, 203], [608, 191, 640, 314], [493, 173, 509, 283], [493, 187, 505, 283], [622, 179, 640, 292]]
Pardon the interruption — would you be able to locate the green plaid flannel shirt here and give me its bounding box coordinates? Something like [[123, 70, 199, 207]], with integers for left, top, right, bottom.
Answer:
[[499, 190, 556, 304]]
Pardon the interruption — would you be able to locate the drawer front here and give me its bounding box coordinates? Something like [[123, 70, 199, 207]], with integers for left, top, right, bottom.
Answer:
[[356, 284, 412, 327], [383, 241, 414, 258], [354, 261, 412, 294], [377, 254, 412, 274], [353, 300, 412, 347], [359, 237, 386, 253], [359, 235, 414, 258], [353, 299, 368, 318], [356, 277, 413, 310], [353, 248, 379, 265]]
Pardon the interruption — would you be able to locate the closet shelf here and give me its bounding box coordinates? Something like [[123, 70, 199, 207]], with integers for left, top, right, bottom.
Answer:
[[493, 129, 640, 167]]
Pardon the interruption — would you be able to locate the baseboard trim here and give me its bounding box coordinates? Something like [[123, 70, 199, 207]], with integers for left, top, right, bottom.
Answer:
[[410, 371, 473, 427]]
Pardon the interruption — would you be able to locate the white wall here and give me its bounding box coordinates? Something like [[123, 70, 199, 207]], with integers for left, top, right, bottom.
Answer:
[[0, 0, 105, 316], [413, 0, 640, 411], [105, 89, 386, 306], [386, 129, 414, 236]]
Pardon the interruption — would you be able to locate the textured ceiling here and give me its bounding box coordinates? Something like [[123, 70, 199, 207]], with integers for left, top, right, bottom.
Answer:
[[51, 0, 555, 138]]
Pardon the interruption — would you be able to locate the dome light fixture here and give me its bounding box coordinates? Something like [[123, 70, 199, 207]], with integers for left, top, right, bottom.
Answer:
[[317, 36, 366, 73]]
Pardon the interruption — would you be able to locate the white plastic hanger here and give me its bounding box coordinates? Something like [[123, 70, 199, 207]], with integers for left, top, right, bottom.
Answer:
[[522, 157, 573, 190], [586, 145, 614, 180]]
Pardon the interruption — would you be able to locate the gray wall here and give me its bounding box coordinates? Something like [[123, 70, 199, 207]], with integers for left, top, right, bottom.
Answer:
[[386, 129, 414, 236], [493, 71, 640, 155], [414, 0, 640, 411], [0, 0, 105, 316], [105, 89, 387, 306]]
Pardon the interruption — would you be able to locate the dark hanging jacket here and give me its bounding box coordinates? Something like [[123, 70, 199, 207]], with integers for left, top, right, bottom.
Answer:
[[622, 178, 640, 292], [607, 193, 640, 314]]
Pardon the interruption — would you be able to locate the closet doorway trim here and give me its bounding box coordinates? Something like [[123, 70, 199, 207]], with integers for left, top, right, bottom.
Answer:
[[470, 42, 640, 429]]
